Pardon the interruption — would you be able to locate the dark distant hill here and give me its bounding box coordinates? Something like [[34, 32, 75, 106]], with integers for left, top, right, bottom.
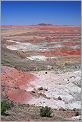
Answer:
[[37, 23, 53, 26]]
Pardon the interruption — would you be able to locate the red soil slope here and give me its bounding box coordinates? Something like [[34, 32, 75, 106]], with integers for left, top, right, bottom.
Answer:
[[1, 66, 37, 104]]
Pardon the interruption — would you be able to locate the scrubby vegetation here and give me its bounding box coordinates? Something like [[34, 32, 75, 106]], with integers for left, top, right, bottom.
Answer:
[[40, 106, 52, 117], [1, 101, 14, 115], [75, 111, 80, 116]]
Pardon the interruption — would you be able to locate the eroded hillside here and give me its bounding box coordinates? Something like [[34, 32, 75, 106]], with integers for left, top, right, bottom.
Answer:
[[1, 26, 81, 121]]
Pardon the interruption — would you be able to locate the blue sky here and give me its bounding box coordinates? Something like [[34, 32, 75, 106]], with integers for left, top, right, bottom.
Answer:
[[1, 1, 81, 26]]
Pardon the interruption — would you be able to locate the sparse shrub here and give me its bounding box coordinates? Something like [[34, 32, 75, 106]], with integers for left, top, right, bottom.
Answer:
[[58, 96, 62, 100], [45, 72, 47, 74], [38, 87, 43, 90], [59, 107, 65, 111], [64, 62, 68, 66], [40, 106, 52, 117], [75, 111, 80, 116], [1, 101, 14, 115], [73, 108, 76, 111], [31, 91, 35, 93], [44, 88, 48, 91]]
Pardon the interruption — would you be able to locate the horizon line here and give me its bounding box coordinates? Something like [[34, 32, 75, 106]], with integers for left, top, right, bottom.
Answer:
[[1, 25, 81, 27]]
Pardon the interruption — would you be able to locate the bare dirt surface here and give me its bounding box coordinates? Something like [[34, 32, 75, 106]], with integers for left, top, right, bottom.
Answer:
[[1, 26, 81, 121]]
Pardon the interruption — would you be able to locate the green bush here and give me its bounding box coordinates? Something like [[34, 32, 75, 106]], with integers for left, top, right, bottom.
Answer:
[[1, 101, 14, 115], [75, 111, 80, 116], [40, 106, 52, 117]]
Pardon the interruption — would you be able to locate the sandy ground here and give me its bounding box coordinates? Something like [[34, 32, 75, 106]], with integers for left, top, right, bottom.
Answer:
[[27, 70, 81, 109]]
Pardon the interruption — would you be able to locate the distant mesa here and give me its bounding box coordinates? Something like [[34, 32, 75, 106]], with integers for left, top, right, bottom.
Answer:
[[37, 23, 53, 26]]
